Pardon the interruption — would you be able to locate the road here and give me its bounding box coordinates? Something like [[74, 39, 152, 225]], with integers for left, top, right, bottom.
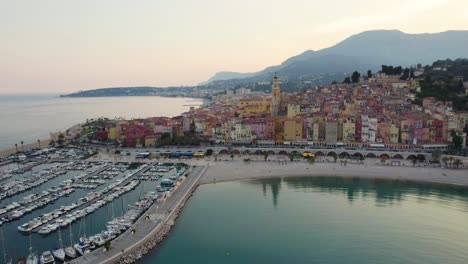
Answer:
[[70, 165, 206, 264]]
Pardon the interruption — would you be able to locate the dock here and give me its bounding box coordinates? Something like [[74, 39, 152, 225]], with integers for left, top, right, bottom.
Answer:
[[69, 165, 206, 264]]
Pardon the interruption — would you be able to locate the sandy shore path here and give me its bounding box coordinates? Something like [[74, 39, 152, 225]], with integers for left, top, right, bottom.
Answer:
[[0, 139, 50, 156], [200, 160, 468, 187]]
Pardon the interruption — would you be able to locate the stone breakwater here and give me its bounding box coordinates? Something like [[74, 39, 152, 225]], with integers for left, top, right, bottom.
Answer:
[[115, 186, 199, 264]]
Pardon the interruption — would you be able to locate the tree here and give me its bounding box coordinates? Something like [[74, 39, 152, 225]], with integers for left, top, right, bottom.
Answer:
[[450, 130, 463, 151], [367, 70, 372, 78], [453, 159, 462, 169], [104, 240, 111, 251], [138, 137, 145, 147], [49, 140, 56, 147], [57, 133, 65, 147], [409, 69, 415, 79], [20, 141, 24, 152], [230, 154, 234, 161], [264, 153, 269, 161], [190, 119, 196, 134], [14, 143, 18, 153], [442, 157, 448, 167], [37, 139, 41, 149], [343, 77, 351, 84], [412, 158, 417, 167], [431, 151, 441, 163], [120, 138, 127, 147], [401, 68, 410, 80], [331, 80, 338, 85], [351, 71, 360, 83]]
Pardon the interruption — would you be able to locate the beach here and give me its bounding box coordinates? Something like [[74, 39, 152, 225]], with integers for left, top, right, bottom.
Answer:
[[199, 159, 468, 187], [0, 138, 50, 157]]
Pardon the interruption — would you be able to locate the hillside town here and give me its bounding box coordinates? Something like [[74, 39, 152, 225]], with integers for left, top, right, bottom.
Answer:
[[53, 70, 468, 152]]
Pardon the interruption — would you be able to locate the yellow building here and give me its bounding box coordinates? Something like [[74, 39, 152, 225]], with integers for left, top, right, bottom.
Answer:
[[287, 104, 301, 118], [342, 118, 355, 142], [390, 123, 399, 144], [283, 118, 303, 142], [274, 116, 285, 144], [108, 127, 118, 140], [145, 136, 157, 147], [238, 98, 271, 117]]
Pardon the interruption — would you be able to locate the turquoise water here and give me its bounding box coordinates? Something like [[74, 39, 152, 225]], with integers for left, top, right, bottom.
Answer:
[[141, 177, 468, 264]]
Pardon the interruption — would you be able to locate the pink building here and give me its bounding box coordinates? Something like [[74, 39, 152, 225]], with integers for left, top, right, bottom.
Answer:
[[243, 118, 274, 140]]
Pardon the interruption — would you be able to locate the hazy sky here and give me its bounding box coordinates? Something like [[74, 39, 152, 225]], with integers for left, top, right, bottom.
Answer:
[[1, 0, 467, 93]]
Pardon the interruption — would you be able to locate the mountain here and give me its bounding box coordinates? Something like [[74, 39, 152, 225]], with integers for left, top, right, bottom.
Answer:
[[199, 71, 256, 85], [203, 30, 468, 84]]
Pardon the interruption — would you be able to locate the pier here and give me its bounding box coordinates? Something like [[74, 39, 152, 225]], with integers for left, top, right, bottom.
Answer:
[[70, 165, 207, 264]]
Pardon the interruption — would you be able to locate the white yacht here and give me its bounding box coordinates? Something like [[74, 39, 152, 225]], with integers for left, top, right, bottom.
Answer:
[[26, 252, 38, 264], [39, 251, 55, 264], [52, 247, 65, 262]]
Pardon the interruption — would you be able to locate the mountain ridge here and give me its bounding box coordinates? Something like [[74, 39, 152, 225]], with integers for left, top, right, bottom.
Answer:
[[203, 29, 468, 84]]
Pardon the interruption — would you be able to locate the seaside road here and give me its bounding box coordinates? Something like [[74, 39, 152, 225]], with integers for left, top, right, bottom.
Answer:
[[71, 165, 206, 264]]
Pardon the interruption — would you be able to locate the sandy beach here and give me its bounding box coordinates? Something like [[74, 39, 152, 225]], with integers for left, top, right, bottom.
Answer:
[[199, 159, 468, 187], [0, 139, 50, 156]]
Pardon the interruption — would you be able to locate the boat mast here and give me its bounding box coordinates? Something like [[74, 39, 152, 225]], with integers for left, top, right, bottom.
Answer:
[[1, 228, 7, 264], [69, 222, 73, 248], [29, 231, 33, 255], [58, 227, 63, 248]]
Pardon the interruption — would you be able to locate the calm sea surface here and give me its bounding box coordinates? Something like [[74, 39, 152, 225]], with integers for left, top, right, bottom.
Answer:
[[0, 94, 202, 150], [141, 177, 468, 264]]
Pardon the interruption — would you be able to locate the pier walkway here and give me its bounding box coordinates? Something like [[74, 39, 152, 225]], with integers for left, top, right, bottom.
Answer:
[[70, 165, 206, 264]]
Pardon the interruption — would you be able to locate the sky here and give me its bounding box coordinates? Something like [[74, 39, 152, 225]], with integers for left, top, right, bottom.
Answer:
[[1, 0, 467, 93]]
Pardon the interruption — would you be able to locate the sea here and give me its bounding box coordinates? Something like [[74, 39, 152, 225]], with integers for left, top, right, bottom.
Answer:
[[140, 177, 468, 264], [0, 94, 203, 151]]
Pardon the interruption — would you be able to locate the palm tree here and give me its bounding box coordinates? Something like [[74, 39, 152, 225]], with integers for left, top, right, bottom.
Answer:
[[448, 157, 454, 168], [14, 143, 18, 153], [103, 240, 111, 251], [442, 157, 448, 167], [431, 150, 441, 163], [37, 139, 41, 149], [20, 141, 24, 152]]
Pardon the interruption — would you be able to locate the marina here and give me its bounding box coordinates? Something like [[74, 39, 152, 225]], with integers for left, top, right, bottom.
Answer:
[[0, 149, 191, 263]]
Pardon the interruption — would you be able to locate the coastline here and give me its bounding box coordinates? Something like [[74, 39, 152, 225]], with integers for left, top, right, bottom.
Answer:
[[108, 159, 468, 264], [0, 138, 50, 157], [199, 160, 468, 187]]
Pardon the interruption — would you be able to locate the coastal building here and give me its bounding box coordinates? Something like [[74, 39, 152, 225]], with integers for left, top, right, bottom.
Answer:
[[283, 118, 303, 143]]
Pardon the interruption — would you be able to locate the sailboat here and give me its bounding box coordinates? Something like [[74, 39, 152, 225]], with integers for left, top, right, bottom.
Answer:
[[52, 228, 65, 261], [26, 232, 38, 264], [74, 219, 90, 256], [64, 223, 76, 259], [39, 251, 55, 264], [1, 228, 13, 264]]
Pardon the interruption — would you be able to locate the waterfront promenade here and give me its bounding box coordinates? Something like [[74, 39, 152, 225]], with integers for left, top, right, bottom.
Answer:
[[70, 165, 206, 264]]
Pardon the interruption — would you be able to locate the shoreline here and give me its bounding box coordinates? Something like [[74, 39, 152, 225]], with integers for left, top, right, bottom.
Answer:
[[106, 160, 468, 264], [199, 160, 468, 188], [0, 138, 50, 157]]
